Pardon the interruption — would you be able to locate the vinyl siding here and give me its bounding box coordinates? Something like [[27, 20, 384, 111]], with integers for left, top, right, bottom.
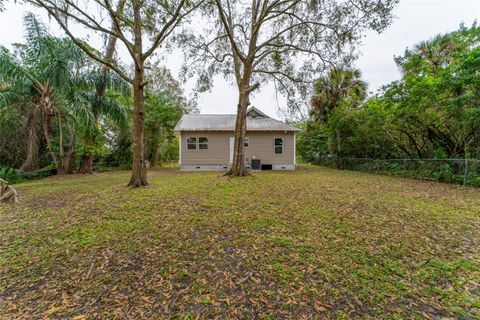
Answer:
[[180, 132, 230, 165], [180, 131, 295, 165], [244, 132, 294, 164]]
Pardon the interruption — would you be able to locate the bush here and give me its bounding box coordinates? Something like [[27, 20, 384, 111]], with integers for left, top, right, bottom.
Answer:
[[0, 166, 23, 184], [469, 175, 480, 187]]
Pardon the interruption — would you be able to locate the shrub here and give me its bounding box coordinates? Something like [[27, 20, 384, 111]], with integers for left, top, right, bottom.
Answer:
[[0, 166, 23, 184]]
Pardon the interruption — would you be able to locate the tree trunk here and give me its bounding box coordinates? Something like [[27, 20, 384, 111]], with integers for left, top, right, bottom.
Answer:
[[78, 151, 94, 173], [128, 2, 147, 187], [20, 105, 39, 172], [152, 146, 161, 167], [150, 142, 160, 168], [336, 129, 341, 154], [227, 87, 249, 177], [41, 92, 58, 168], [78, 109, 100, 174], [79, 31, 119, 174], [57, 113, 65, 173], [58, 124, 76, 174], [64, 127, 77, 174], [128, 68, 148, 187], [227, 55, 255, 177], [327, 136, 335, 156], [149, 125, 161, 167]]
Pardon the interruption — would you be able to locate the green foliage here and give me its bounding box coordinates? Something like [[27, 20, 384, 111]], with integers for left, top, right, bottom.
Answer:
[[327, 98, 398, 158], [311, 68, 367, 122], [433, 163, 456, 183], [296, 120, 328, 162], [379, 23, 480, 159], [0, 104, 29, 168], [76, 140, 107, 159], [143, 65, 194, 166], [0, 13, 94, 171], [144, 92, 183, 164], [0, 14, 135, 175], [0, 166, 22, 183], [299, 23, 480, 185]]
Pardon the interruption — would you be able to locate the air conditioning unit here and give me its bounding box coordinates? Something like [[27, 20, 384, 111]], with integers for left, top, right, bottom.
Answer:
[[251, 159, 261, 170]]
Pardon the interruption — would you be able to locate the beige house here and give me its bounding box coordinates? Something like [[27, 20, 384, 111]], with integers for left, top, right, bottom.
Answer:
[[174, 107, 300, 171]]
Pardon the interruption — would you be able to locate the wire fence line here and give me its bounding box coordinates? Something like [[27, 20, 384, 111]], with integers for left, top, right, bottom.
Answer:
[[5, 157, 478, 187], [313, 156, 480, 187], [92, 160, 179, 170], [0, 159, 180, 183]]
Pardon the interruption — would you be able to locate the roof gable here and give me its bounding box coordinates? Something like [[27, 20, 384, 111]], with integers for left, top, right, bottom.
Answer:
[[246, 106, 268, 118]]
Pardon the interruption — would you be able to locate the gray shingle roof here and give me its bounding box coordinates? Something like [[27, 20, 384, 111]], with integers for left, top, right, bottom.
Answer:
[[174, 108, 300, 132]]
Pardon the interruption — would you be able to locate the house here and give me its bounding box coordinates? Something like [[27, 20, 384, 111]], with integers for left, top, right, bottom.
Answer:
[[174, 107, 300, 171]]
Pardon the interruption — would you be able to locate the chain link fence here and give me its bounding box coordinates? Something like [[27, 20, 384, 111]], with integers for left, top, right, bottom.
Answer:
[[314, 157, 480, 187], [93, 160, 178, 171], [1, 159, 180, 183]]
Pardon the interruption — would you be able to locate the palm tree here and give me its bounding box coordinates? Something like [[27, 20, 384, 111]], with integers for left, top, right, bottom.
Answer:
[[311, 68, 367, 122], [73, 69, 130, 173], [397, 34, 454, 77], [0, 78, 39, 171], [0, 13, 88, 172]]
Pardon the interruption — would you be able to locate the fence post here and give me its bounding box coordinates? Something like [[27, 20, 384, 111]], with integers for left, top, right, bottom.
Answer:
[[463, 158, 469, 187]]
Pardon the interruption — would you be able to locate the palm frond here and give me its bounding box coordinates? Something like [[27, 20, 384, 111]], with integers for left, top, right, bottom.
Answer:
[[22, 12, 49, 67], [0, 90, 23, 109], [96, 95, 129, 129], [0, 46, 40, 88], [67, 91, 96, 130]]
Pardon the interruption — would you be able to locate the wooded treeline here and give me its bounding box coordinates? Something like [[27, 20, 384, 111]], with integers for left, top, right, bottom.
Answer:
[[2, 2, 477, 186], [0, 0, 398, 185], [0, 14, 193, 180], [298, 23, 480, 163]]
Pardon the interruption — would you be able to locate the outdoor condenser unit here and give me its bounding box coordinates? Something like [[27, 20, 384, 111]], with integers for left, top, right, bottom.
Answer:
[[251, 159, 261, 170]]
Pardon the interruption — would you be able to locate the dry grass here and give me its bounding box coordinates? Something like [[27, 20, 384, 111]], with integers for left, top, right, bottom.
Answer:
[[1, 165, 479, 319]]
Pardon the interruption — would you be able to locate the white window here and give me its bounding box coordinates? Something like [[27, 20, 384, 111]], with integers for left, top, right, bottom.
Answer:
[[187, 136, 208, 150], [187, 137, 197, 150], [274, 138, 283, 154], [244, 136, 249, 147], [199, 137, 208, 150]]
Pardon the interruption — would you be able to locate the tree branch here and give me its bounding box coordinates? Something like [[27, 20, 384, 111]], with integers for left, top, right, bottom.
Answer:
[[33, 4, 133, 83]]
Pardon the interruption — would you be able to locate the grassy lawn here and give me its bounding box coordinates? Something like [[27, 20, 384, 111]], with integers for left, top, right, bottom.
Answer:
[[1, 166, 479, 319]]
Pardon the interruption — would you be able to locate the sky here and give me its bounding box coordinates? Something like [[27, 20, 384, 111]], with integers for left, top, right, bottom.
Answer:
[[0, 0, 479, 119]]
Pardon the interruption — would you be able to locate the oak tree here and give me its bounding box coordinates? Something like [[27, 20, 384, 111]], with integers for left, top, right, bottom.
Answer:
[[183, 0, 398, 176], [28, 0, 201, 186]]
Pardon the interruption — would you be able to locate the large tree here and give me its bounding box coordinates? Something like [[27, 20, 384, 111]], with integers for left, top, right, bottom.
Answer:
[[144, 64, 195, 167], [311, 68, 367, 122], [298, 23, 480, 162], [382, 23, 480, 159], [183, 0, 397, 176], [77, 3, 125, 174], [0, 13, 87, 172], [27, 0, 201, 186], [76, 68, 130, 173], [309, 68, 367, 155]]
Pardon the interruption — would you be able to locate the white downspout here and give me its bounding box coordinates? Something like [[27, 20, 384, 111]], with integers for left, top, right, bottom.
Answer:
[[178, 132, 182, 166], [294, 132, 296, 168]]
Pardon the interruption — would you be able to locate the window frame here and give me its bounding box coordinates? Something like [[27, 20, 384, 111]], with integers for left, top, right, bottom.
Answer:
[[274, 137, 284, 155], [186, 136, 208, 150], [198, 136, 209, 150], [186, 137, 197, 150], [244, 136, 249, 148]]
